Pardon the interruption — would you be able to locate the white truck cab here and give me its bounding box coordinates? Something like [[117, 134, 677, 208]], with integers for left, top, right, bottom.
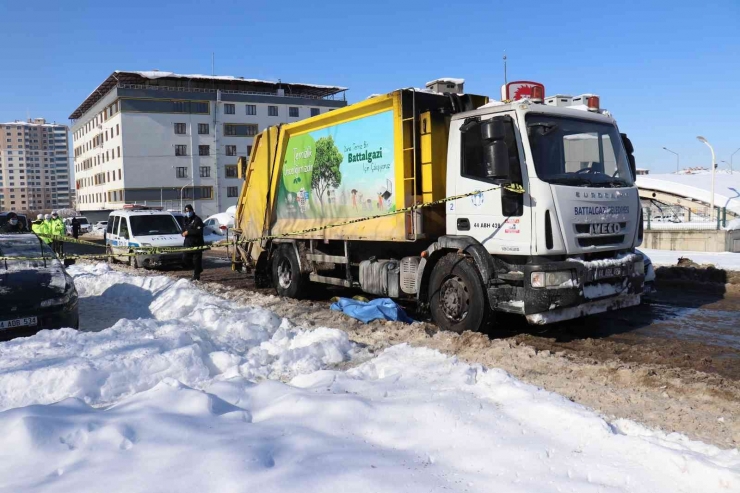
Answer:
[[437, 90, 643, 325], [105, 208, 184, 268]]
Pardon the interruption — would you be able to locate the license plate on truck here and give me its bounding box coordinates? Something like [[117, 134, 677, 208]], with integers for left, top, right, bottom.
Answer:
[[0, 316, 37, 330]]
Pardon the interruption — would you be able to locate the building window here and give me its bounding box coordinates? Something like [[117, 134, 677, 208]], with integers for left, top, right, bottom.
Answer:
[[175, 145, 187, 156], [246, 104, 257, 115], [225, 145, 237, 156], [224, 104, 235, 115], [176, 167, 188, 178], [268, 106, 278, 117], [224, 124, 258, 137], [116, 124, 120, 136], [174, 123, 186, 134], [289, 107, 299, 118], [199, 145, 210, 156], [199, 166, 210, 177], [198, 123, 209, 135], [311, 108, 320, 117], [118, 169, 121, 180], [117, 146, 121, 158], [227, 186, 238, 197], [225, 165, 237, 178]]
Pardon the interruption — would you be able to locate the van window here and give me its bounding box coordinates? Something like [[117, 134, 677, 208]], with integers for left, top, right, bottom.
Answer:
[[129, 215, 180, 236], [112, 216, 120, 235], [119, 218, 130, 239], [107, 217, 114, 234]]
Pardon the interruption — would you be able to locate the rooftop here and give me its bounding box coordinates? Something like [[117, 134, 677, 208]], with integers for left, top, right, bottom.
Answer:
[[69, 70, 349, 120]]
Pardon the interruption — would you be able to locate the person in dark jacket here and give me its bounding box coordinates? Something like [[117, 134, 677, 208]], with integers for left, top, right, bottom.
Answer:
[[2, 212, 24, 233], [71, 217, 81, 239], [181, 204, 204, 280]]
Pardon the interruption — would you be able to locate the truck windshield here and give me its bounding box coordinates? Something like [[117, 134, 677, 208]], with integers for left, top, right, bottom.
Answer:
[[129, 215, 180, 236], [526, 114, 634, 187]]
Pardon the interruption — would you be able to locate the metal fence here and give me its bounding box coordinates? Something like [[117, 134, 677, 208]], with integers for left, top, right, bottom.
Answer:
[[642, 203, 734, 230]]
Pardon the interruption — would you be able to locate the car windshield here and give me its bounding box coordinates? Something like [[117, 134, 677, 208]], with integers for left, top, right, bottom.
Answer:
[[78, 218, 89, 225], [0, 215, 28, 230], [526, 114, 634, 187], [129, 215, 181, 236], [0, 235, 54, 264]]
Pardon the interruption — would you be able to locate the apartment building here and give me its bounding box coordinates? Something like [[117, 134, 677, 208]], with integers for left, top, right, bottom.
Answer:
[[0, 118, 70, 212], [70, 70, 347, 218]]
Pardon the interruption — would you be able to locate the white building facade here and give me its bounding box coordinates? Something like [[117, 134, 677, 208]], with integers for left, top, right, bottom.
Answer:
[[70, 71, 347, 219], [0, 119, 70, 212]]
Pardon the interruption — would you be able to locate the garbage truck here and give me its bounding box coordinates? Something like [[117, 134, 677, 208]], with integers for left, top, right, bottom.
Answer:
[[231, 79, 646, 333]]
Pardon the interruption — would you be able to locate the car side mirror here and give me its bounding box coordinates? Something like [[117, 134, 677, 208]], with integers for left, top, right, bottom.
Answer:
[[481, 119, 506, 141]]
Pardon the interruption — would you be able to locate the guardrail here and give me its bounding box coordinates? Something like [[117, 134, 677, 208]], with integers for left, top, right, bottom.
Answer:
[[643, 205, 733, 230]]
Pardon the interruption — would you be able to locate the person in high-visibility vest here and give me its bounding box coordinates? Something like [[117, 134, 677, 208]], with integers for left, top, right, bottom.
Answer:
[[31, 214, 44, 236], [50, 211, 65, 255], [40, 214, 53, 245]]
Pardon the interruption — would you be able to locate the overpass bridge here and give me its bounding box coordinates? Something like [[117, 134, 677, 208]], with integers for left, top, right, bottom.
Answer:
[[637, 172, 740, 220]]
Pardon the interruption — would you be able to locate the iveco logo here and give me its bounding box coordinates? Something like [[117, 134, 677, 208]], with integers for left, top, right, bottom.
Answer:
[[590, 223, 622, 235]]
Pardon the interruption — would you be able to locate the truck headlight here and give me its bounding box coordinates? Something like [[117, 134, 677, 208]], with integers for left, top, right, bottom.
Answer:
[[531, 270, 574, 288]]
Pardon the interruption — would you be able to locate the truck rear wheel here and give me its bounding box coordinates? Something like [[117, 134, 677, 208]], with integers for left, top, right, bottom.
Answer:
[[272, 245, 307, 299], [429, 253, 492, 333]]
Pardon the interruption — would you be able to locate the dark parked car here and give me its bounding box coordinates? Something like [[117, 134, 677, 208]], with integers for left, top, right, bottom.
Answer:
[[0, 233, 78, 337]]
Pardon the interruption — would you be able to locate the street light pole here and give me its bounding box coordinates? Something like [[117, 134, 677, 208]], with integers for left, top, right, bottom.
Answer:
[[696, 136, 716, 221], [662, 147, 679, 173], [731, 148, 740, 174]]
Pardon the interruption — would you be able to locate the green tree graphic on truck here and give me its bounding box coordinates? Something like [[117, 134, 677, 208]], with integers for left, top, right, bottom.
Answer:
[[311, 136, 343, 210]]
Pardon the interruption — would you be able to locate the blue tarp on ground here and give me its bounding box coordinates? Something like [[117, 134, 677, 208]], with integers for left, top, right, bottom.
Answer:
[[330, 297, 414, 324]]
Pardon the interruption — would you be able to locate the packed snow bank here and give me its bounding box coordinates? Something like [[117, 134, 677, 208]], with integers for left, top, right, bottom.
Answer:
[[0, 264, 738, 492], [641, 248, 740, 271], [0, 264, 356, 411], [0, 345, 738, 492]]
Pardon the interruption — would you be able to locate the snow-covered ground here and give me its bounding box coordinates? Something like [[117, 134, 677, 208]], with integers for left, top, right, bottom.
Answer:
[[0, 264, 737, 492], [641, 248, 740, 271]]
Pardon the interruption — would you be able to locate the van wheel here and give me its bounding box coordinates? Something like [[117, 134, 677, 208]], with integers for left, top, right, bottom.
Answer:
[[106, 246, 117, 264], [272, 245, 307, 299], [429, 253, 492, 333]]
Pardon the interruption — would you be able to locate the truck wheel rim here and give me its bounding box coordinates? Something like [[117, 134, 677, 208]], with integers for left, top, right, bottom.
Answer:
[[277, 258, 292, 289], [440, 276, 469, 322]]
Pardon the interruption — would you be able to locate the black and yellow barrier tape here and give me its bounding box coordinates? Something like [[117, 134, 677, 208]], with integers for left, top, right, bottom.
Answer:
[[1, 184, 524, 261]]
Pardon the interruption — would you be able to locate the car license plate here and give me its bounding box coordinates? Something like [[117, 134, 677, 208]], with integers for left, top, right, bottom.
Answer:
[[0, 316, 38, 330]]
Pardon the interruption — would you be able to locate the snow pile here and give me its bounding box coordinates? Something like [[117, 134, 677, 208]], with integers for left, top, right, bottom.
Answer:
[[641, 248, 740, 271], [0, 265, 738, 492], [0, 344, 738, 492], [0, 264, 356, 411]]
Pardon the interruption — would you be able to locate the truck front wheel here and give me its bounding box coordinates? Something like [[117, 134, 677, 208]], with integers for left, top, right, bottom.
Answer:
[[429, 253, 492, 333], [272, 245, 307, 299]]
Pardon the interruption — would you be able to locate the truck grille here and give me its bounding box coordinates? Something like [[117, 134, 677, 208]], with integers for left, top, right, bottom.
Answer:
[[578, 235, 625, 247]]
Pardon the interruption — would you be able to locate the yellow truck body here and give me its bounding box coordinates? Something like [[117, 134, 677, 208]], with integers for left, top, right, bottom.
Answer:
[[234, 90, 487, 260]]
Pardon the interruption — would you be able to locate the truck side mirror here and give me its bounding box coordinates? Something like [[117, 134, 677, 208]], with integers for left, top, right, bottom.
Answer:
[[481, 119, 506, 141], [620, 133, 637, 180], [484, 141, 510, 179], [482, 118, 510, 180]]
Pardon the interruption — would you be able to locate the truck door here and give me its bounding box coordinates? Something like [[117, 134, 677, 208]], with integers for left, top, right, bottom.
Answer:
[[447, 112, 531, 255]]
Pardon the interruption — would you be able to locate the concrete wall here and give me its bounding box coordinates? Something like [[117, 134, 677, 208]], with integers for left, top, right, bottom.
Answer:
[[643, 229, 740, 252]]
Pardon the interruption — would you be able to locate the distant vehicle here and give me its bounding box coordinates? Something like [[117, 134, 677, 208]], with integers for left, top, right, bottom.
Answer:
[[105, 209, 185, 268], [64, 216, 92, 235], [650, 215, 682, 223], [204, 212, 235, 237], [92, 221, 108, 233], [0, 212, 29, 231], [0, 233, 79, 335]]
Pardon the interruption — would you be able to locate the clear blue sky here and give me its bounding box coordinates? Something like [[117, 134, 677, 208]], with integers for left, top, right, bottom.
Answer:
[[1, 0, 738, 174]]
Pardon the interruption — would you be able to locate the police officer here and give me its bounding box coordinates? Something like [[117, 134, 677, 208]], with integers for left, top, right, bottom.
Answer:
[[50, 211, 65, 254], [181, 204, 204, 280], [40, 214, 53, 244], [1, 212, 23, 233], [31, 214, 44, 236], [71, 217, 81, 239]]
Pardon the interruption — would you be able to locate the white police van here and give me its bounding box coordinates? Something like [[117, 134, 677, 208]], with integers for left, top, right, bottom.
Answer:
[[105, 208, 184, 268]]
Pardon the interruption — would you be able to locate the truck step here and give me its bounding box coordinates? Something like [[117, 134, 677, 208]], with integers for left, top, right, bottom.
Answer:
[[306, 253, 349, 264], [309, 273, 353, 287]]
